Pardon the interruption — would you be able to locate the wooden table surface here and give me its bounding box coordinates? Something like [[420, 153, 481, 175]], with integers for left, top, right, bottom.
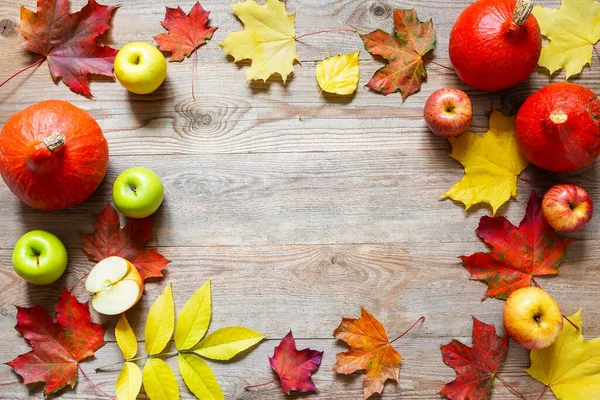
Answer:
[[0, 0, 597, 399]]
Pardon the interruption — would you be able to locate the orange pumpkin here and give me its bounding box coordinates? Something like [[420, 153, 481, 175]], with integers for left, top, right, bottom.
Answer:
[[0, 100, 109, 210]]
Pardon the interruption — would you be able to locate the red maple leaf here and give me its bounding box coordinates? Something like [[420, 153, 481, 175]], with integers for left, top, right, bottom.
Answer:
[[16, 0, 118, 96], [82, 203, 170, 281], [440, 318, 508, 400], [154, 2, 217, 62], [361, 9, 436, 100], [6, 288, 105, 396], [460, 191, 573, 300], [269, 331, 323, 394]]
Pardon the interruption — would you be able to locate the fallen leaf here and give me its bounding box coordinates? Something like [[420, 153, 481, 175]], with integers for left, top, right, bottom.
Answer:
[[175, 280, 211, 351], [269, 331, 323, 395], [316, 51, 360, 95], [220, 0, 299, 82], [145, 283, 175, 356], [361, 8, 435, 100], [178, 354, 224, 400], [533, 0, 600, 79], [155, 2, 217, 61], [442, 109, 529, 215], [333, 308, 401, 399], [116, 362, 142, 400], [7, 288, 105, 396], [116, 313, 137, 360], [193, 326, 265, 360], [143, 357, 180, 400], [82, 203, 170, 281], [440, 318, 508, 400], [17, 0, 118, 96], [461, 191, 573, 300], [527, 309, 600, 399]]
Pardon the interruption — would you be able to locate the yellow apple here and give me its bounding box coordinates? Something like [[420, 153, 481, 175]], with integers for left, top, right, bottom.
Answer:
[[114, 42, 167, 94], [85, 256, 144, 315], [503, 287, 563, 350]]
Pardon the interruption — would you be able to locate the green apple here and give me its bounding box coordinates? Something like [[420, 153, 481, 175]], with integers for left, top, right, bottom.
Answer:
[[113, 167, 164, 218], [114, 42, 167, 94], [12, 230, 68, 285]]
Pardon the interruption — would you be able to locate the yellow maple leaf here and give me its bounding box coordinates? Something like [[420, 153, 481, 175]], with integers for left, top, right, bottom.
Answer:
[[316, 51, 360, 95], [220, 0, 299, 82], [533, 0, 600, 79], [526, 309, 600, 399], [441, 109, 529, 215]]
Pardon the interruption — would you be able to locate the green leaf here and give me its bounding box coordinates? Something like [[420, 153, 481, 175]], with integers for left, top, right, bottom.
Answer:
[[192, 326, 265, 360], [142, 358, 179, 400], [145, 283, 175, 355], [178, 354, 224, 400], [175, 280, 211, 351], [116, 362, 142, 400]]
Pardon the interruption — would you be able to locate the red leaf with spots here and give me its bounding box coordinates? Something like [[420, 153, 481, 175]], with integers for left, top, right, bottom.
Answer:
[[6, 288, 105, 396], [154, 2, 217, 62], [82, 203, 170, 281], [16, 0, 118, 96], [269, 331, 323, 394], [361, 8, 436, 100], [440, 318, 508, 400], [460, 191, 572, 300]]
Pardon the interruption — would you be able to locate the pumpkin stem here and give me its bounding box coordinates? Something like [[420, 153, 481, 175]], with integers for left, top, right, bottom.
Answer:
[[513, 0, 534, 26], [42, 132, 65, 152]]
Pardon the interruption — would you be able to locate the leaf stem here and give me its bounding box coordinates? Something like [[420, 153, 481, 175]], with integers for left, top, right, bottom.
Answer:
[[245, 378, 277, 390], [496, 374, 526, 400], [421, 56, 454, 71], [192, 50, 197, 101], [536, 385, 549, 400], [94, 351, 180, 372], [390, 316, 425, 344], [295, 29, 356, 41], [79, 364, 115, 400], [517, 176, 547, 187], [0, 57, 45, 89], [531, 278, 579, 331], [298, 88, 324, 120], [69, 272, 90, 293]]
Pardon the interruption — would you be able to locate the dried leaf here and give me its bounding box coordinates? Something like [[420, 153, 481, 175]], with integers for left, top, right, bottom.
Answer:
[[442, 109, 529, 215], [17, 0, 118, 96], [193, 326, 264, 360], [143, 358, 179, 400], [269, 331, 323, 395], [316, 51, 360, 95], [116, 313, 137, 360], [361, 9, 435, 100], [6, 288, 105, 396], [461, 191, 573, 300], [440, 318, 508, 400], [220, 0, 299, 82], [533, 0, 600, 79], [154, 2, 217, 61], [175, 280, 211, 351], [82, 203, 170, 281], [333, 308, 401, 399], [178, 354, 224, 400], [116, 362, 142, 400], [145, 283, 175, 355]]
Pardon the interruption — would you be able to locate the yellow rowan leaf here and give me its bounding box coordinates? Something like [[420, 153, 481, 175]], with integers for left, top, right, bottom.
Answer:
[[526, 309, 600, 399], [175, 280, 211, 351], [316, 51, 360, 95], [116, 362, 142, 400], [533, 0, 600, 79], [116, 313, 137, 360], [178, 354, 224, 400], [220, 0, 299, 82], [192, 326, 265, 360], [441, 109, 529, 215], [145, 282, 175, 355], [142, 358, 179, 400]]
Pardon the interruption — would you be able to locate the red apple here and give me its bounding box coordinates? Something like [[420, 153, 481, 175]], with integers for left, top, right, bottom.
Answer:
[[423, 88, 473, 137], [542, 184, 593, 232], [503, 287, 562, 350]]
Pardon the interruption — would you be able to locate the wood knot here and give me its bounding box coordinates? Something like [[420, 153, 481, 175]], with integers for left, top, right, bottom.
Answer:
[[0, 19, 18, 38], [200, 114, 212, 125], [370, 2, 391, 18]]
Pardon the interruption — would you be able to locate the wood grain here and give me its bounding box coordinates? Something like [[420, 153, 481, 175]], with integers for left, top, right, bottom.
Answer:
[[0, 0, 593, 399]]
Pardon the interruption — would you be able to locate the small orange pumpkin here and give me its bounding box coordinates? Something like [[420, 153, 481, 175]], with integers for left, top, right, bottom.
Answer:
[[0, 100, 109, 210]]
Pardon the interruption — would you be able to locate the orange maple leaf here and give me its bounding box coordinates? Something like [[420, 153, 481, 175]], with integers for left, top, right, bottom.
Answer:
[[333, 308, 402, 399]]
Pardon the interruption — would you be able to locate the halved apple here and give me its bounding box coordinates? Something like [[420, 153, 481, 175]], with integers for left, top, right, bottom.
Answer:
[[85, 256, 144, 315]]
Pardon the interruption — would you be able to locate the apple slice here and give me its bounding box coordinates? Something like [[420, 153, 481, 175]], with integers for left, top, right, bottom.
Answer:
[[85, 256, 144, 315]]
